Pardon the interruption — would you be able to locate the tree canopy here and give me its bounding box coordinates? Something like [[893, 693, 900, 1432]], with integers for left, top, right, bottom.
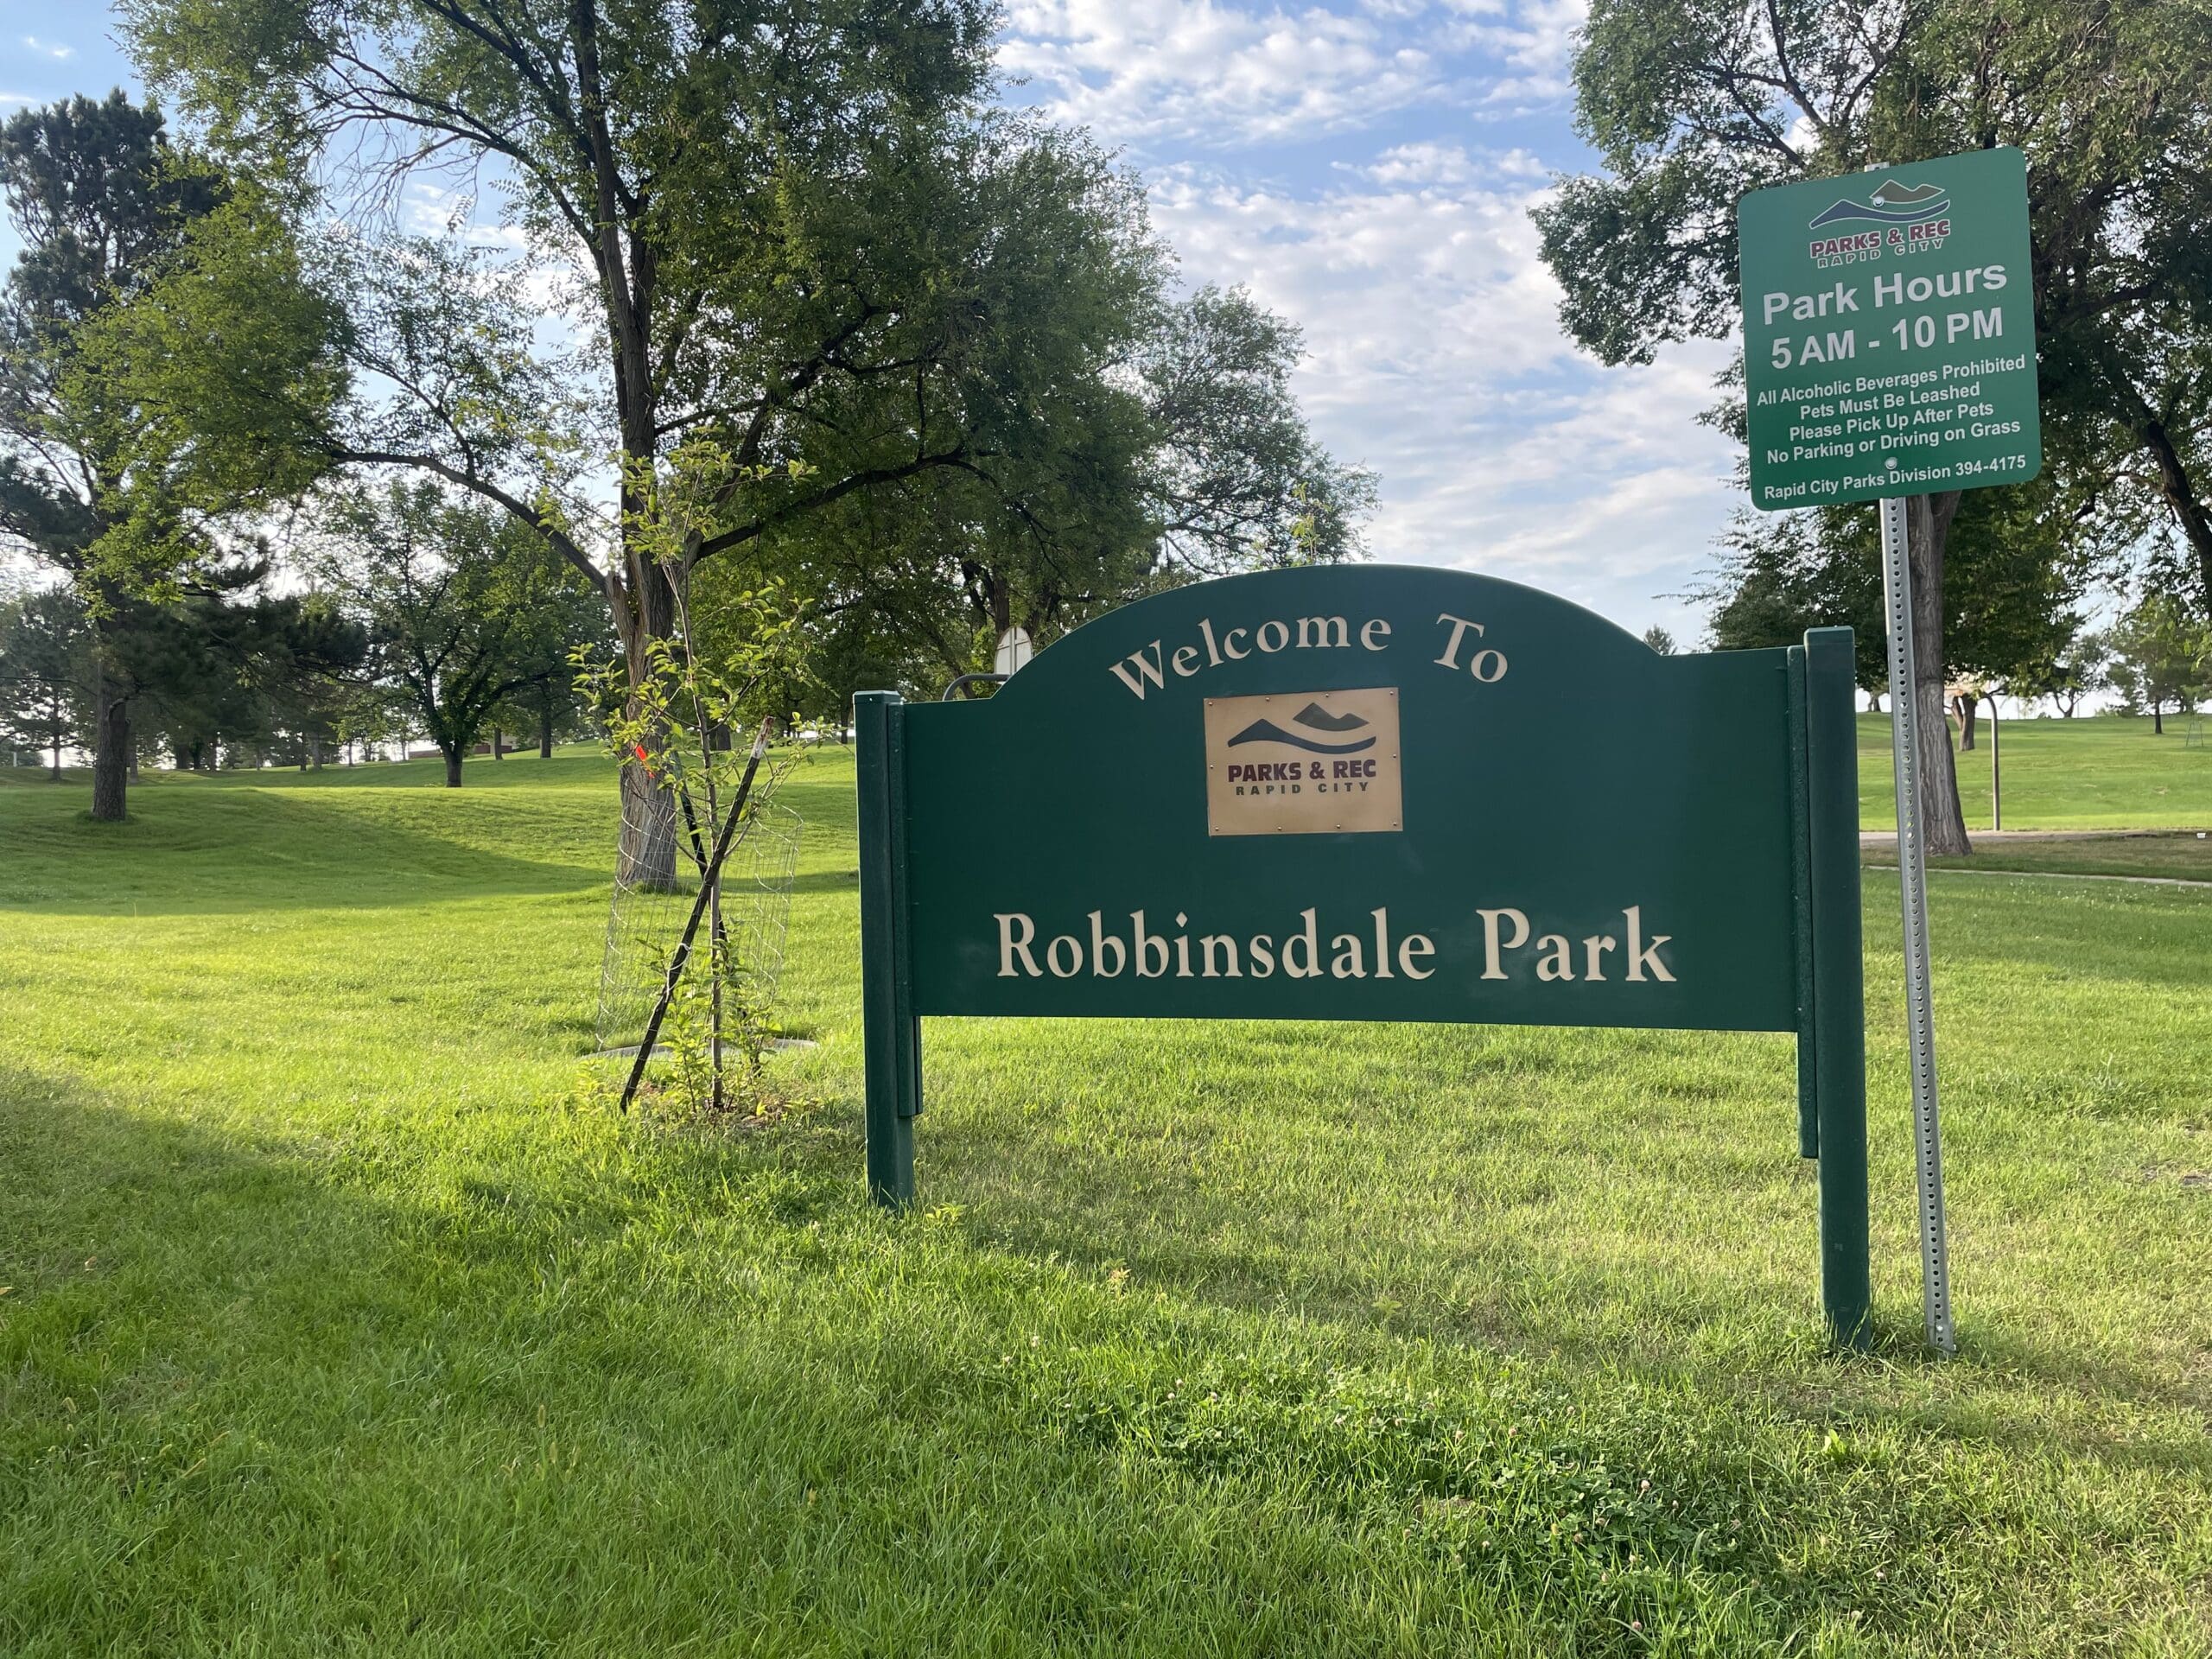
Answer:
[[1709, 482, 2094, 702], [315, 480, 610, 786], [2107, 592, 2210, 734], [111, 0, 1367, 873], [0, 91, 230, 817], [1535, 0, 2212, 851]]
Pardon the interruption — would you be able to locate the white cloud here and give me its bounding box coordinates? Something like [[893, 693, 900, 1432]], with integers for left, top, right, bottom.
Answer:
[[1001, 0, 1447, 148], [22, 36, 74, 61], [1349, 141, 1547, 186], [1355, 141, 1476, 185], [998, 1, 1588, 154], [1149, 156, 1738, 628], [994, 1, 1731, 630], [1440, 0, 1586, 108]]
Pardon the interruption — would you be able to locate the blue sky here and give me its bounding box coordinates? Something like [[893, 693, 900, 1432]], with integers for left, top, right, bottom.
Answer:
[[0, 1, 1742, 642]]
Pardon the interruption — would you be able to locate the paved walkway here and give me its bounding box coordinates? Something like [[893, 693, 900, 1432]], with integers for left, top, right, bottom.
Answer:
[[1858, 829, 2211, 845], [1859, 861, 2212, 892], [1856, 828, 2212, 890]]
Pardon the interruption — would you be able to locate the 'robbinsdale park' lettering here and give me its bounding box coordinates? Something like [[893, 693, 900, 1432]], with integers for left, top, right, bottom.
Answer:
[[991, 906, 1676, 986]]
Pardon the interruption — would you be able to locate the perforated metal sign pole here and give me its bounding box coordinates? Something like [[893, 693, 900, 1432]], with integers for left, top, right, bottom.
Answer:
[[1878, 496, 1956, 1355]]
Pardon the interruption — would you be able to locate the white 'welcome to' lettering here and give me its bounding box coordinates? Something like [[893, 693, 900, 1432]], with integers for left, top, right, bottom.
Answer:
[[1106, 613, 1393, 699]]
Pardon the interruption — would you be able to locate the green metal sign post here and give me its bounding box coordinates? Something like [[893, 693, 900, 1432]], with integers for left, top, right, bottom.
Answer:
[[1739, 146, 2043, 1354], [856, 567, 1872, 1346]]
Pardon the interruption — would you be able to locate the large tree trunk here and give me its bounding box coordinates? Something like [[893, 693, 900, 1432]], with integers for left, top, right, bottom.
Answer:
[[569, 0, 683, 893], [617, 746, 679, 888], [2137, 413, 2212, 610], [1909, 493, 1972, 857], [443, 747, 464, 787], [1953, 694, 1978, 752], [492, 726, 504, 760], [539, 702, 555, 759], [2153, 701, 2164, 736], [610, 568, 681, 892], [91, 694, 130, 822]]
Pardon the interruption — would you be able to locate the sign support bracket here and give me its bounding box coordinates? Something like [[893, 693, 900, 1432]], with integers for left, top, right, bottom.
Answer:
[[1801, 627, 1872, 1349], [855, 690, 919, 1207], [1878, 496, 1956, 1354]]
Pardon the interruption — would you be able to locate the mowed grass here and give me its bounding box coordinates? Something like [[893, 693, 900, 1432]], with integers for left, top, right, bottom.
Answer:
[[3, 747, 2209, 1656], [1858, 712, 2212, 831]]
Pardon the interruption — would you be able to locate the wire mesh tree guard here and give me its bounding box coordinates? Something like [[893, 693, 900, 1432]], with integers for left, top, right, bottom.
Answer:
[[594, 737, 802, 1065]]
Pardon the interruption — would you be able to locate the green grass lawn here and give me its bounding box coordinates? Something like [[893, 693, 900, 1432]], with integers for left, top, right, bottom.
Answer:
[[1858, 712, 2212, 831], [3, 747, 2209, 1655]]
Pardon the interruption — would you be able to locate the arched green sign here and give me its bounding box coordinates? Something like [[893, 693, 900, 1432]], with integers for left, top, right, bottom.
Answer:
[[856, 565, 1871, 1344]]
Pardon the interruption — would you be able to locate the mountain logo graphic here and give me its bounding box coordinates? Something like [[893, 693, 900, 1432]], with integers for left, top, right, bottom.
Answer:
[[1226, 701, 1377, 755], [1807, 177, 1950, 230], [1205, 685, 1402, 836]]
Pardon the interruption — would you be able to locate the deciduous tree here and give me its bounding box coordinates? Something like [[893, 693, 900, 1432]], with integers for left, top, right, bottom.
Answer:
[[2107, 594, 2210, 735], [0, 586, 91, 777], [2016, 634, 2111, 717], [116, 0, 1365, 883], [1536, 0, 2212, 851], [318, 482, 603, 786], [740, 284, 1373, 694], [0, 92, 224, 817], [1708, 484, 2090, 741]]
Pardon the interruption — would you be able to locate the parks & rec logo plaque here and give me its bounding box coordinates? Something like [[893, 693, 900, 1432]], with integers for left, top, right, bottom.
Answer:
[[1203, 687, 1402, 836]]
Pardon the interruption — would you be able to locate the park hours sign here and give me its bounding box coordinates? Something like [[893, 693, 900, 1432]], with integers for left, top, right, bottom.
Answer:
[[1739, 145, 2041, 510]]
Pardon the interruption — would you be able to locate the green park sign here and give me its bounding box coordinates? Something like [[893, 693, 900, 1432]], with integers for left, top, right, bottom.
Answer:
[[1739, 145, 2041, 510], [856, 566, 1876, 1344]]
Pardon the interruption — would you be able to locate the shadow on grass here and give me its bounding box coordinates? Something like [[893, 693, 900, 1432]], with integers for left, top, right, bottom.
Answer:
[[0, 785, 609, 915], [787, 869, 860, 895], [0, 1065, 769, 1648], [6, 1058, 2207, 1656], [894, 1016, 2212, 1461]]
